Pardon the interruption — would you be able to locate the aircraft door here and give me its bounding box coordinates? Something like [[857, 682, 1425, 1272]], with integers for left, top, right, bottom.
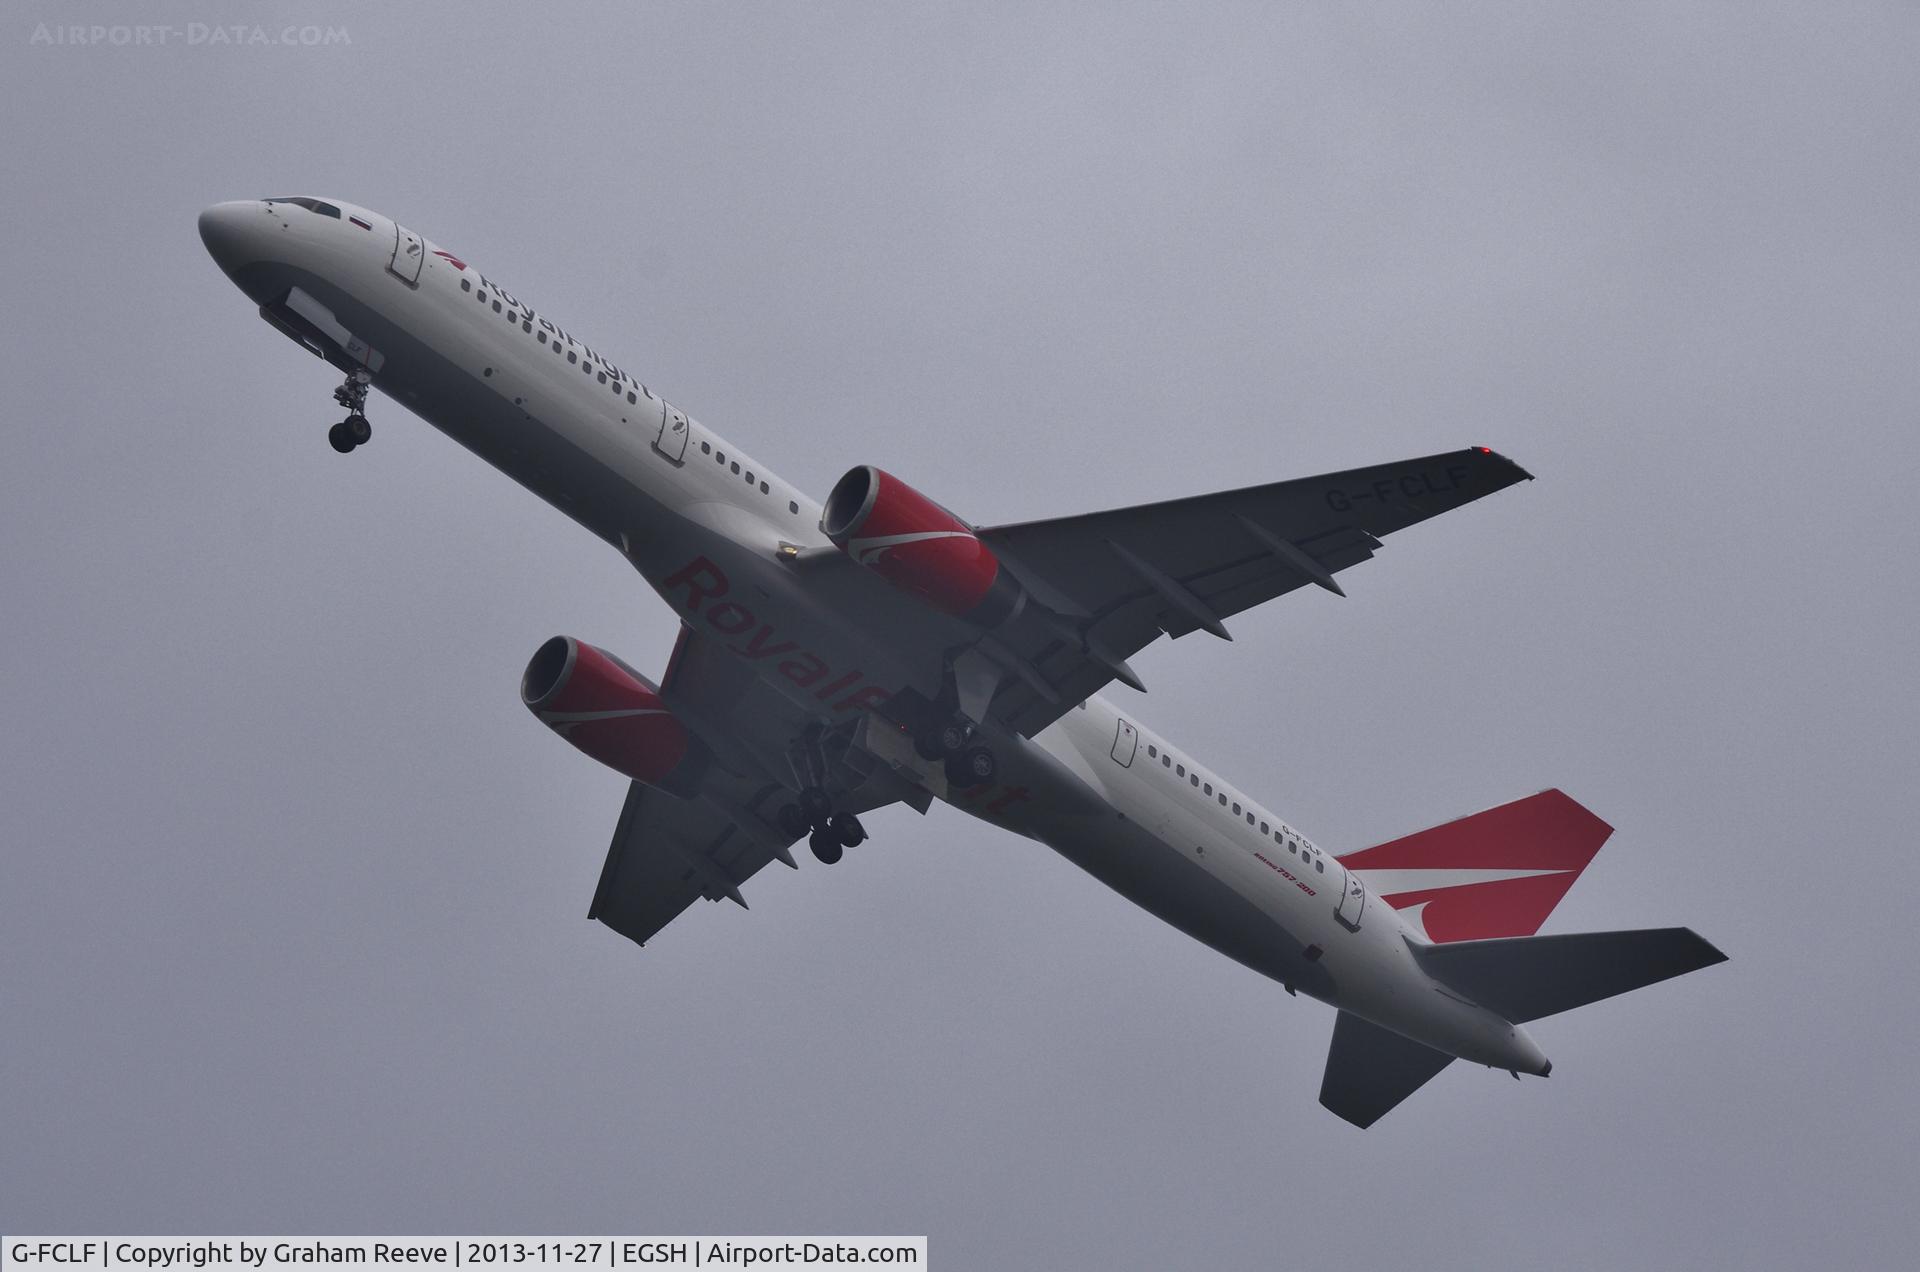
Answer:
[[389, 224, 425, 284], [1110, 717, 1138, 767], [654, 402, 689, 462], [1335, 866, 1365, 931]]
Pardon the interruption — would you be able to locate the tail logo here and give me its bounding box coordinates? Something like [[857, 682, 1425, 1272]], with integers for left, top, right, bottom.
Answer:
[[1337, 790, 1611, 943]]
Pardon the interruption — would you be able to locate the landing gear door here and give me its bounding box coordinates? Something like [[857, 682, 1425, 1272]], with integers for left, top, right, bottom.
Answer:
[[1110, 717, 1138, 767], [654, 402, 689, 463], [389, 224, 425, 285]]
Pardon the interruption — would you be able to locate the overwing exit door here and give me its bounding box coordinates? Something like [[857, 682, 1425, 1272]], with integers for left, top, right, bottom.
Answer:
[[1335, 868, 1366, 930], [655, 402, 689, 462]]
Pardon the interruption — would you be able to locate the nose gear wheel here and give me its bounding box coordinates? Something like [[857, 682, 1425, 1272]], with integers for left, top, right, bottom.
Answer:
[[329, 369, 373, 452]]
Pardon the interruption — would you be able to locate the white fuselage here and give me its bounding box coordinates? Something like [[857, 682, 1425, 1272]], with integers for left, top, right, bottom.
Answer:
[[200, 197, 1548, 1074]]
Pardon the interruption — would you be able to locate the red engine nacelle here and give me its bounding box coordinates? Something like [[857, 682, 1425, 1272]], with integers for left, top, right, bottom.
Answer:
[[521, 636, 698, 793], [821, 466, 1017, 623]]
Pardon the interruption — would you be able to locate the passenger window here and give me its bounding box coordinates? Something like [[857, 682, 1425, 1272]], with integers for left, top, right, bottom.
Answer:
[[1161, 754, 1171, 768], [492, 300, 501, 313], [1176, 764, 1184, 776], [1218, 794, 1227, 806], [477, 293, 488, 304], [1203, 783, 1212, 795], [1315, 859, 1325, 873], [760, 481, 770, 494], [1147, 745, 1157, 758], [628, 392, 638, 404], [597, 372, 607, 383], [745, 470, 754, 483], [537, 330, 546, 343], [567, 351, 577, 363], [1260, 821, 1269, 834], [1232, 802, 1240, 815], [461, 279, 472, 292], [702, 442, 712, 454], [731, 462, 740, 474], [716, 452, 726, 463], [789, 500, 799, 514]]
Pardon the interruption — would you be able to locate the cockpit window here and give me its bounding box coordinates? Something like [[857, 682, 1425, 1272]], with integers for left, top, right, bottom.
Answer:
[[264, 197, 342, 219]]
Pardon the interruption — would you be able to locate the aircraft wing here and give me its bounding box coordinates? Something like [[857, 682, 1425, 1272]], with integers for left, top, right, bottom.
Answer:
[[587, 778, 796, 947], [586, 625, 924, 949], [973, 447, 1531, 736]]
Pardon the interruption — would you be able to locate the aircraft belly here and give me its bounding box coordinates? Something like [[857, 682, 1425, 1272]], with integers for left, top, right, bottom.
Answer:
[[937, 720, 1330, 997], [1020, 798, 1335, 997]]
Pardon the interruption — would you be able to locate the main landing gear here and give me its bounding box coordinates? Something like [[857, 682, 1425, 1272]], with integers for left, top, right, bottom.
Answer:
[[779, 787, 867, 866], [912, 711, 997, 789], [328, 369, 373, 454]]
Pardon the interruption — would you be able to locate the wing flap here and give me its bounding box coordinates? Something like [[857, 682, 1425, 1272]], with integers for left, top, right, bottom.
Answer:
[[982, 447, 1527, 630], [588, 780, 795, 948], [972, 448, 1528, 736], [583, 625, 917, 950]]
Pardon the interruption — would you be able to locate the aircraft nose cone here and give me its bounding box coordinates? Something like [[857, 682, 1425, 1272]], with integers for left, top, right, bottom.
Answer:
[[198, 200, 264, 273]]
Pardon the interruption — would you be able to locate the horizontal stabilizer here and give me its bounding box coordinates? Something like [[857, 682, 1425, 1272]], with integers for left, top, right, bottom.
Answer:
[[1414, 927, 1728, 1024], [1319, 1010, 1456, 1129]]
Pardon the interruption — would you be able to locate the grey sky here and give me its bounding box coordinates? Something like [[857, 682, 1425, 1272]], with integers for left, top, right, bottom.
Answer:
[[5, 3, 1917, 1266]]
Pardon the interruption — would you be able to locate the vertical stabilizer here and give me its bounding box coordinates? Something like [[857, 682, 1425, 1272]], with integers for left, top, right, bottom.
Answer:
[[1338, 789, 1610, 942]]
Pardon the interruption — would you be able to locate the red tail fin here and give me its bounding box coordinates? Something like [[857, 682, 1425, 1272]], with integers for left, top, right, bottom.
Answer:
[[1337, 789, 1610, 943]]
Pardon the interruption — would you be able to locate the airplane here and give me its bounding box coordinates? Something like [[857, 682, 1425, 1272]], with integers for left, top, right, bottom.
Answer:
[[199, 195, 1726, 1127]]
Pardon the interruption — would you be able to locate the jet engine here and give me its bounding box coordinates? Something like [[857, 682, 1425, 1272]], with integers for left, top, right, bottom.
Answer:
[[521, 636, 700, 794], [821, 466, 1020, 624]]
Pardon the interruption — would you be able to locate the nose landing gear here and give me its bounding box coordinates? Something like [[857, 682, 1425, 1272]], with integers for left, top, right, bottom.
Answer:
[[328, 369, 373, 453]]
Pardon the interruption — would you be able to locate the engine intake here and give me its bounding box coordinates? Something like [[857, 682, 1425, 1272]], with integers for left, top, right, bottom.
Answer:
[[521, 636, 698, 793], [822, 466, 1017, 623]]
